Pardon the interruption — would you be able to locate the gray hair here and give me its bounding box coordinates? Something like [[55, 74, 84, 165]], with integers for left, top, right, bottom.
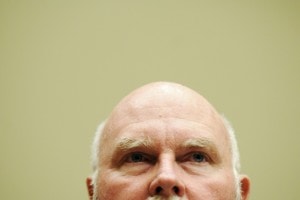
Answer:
[[90, 116, 242, 199], [221, 115, 242, 200]]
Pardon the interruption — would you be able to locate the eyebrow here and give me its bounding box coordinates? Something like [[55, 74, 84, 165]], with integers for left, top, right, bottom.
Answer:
[[115, 137, 217, 152], [183, 138, 215, 148], [116, 137, 154, 151]]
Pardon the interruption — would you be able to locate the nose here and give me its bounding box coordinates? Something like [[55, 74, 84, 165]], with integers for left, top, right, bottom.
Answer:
[[149, 157, 185, 197]]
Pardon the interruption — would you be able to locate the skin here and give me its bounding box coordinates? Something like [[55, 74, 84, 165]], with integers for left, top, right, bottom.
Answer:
[[87, 82, 250, 200]]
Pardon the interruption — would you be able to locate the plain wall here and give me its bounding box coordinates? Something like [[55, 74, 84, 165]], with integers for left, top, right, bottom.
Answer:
[[1, 1, 299, 199]]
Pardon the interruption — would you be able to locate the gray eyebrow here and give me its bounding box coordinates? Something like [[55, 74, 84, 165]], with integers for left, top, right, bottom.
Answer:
[[116, 137, 154, 151], [116, 137, 217, 151], [182, 138, 214, 148]]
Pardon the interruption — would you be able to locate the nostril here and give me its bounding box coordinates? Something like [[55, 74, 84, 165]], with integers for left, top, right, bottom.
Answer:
[[156, 186, 163, 194], [173, 186, 179, 194]]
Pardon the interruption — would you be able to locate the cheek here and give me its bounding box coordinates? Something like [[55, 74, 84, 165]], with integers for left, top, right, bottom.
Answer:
[[185, 172, 237, 200], [98, 171, 150, 200]]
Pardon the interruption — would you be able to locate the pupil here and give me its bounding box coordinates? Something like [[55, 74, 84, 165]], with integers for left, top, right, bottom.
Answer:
[[193, 153, 204, 162], [132, 154, 142, 162]]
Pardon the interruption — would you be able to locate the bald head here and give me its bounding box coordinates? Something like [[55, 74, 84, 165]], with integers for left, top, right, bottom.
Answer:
[[87, 82, 250, 200], [103, 82, 227, 140], [111, 82, 215, 115]]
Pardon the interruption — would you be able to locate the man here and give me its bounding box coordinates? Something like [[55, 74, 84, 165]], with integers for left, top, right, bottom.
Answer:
[[86, 82, 250, 200]]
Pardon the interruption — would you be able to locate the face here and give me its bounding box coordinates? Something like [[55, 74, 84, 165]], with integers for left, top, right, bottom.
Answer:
[[89, 83, 248, 200]]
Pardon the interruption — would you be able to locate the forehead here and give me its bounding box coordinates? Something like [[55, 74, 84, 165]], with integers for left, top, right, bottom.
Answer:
[[112, 118, 218, 141], [104, 100, 227, 141]]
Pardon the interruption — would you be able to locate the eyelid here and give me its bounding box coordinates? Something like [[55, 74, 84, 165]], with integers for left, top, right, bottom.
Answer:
[[123, 152, 155, 164], [125, 152, 146, 162], [180, 151, 211, 163]]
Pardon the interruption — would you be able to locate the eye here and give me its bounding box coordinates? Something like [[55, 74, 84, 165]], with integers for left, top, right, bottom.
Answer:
[[182, 152, 208, 163], [191, 153, 206, 162], [126, 152, 149, 163]]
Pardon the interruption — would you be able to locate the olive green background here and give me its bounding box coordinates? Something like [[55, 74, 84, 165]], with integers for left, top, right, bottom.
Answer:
[[1, 1, 299, 199]]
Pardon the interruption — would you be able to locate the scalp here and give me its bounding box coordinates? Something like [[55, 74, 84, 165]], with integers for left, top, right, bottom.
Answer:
[[106, 82, 221, 128]]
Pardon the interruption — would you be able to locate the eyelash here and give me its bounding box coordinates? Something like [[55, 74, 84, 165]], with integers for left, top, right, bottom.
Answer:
[[183, 152, 209, 163], [125, 152, 153, 163]]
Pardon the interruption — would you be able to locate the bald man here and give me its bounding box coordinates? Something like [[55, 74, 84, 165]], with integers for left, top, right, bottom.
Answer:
[[86, 82, 250, 200]]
